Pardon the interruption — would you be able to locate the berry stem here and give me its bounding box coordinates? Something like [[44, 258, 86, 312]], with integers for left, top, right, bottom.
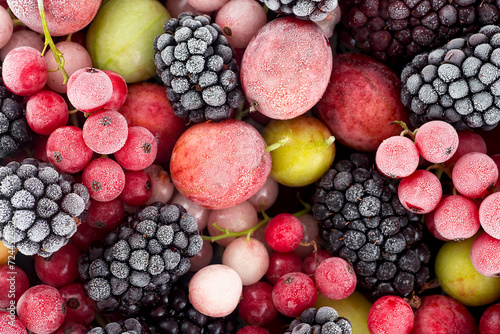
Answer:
[[392, 120, 417, 140], [37, 0, 69, 84], [426, 163, 452, 179], [202, 199, 311, 242], [266, 129, 292, 152]]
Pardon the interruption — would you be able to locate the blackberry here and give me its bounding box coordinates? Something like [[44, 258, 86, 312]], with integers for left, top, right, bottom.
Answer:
[[0, 158, 89, 257], [313, 153, 431, 300], [0, 62, 31, 158], [140, 274, 238, 334], [401, 25, 500, 131], [78, 202, 203, 315], [86, 318, 149, 334], [153, 12, 244, 123], [286, 306, 352, 334], [339, 0, 500, 64], [259, 0, 339, 21]]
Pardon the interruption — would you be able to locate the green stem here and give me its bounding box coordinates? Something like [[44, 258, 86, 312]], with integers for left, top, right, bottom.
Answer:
[[202, 200, 311, 242], [266, 129, 292, 152], [392, 120, 417, 140], [38, 0, 69, 84]]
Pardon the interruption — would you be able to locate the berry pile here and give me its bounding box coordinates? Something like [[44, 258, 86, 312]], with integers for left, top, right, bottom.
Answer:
[[401, 25, 500, 131], [2, 0, 500, 334], [154, 12, 245, 123], [78, 202, 203, 315], [313, 153, 431, 300], [339, 0, 500, 64], [0, 158, 89, 257]]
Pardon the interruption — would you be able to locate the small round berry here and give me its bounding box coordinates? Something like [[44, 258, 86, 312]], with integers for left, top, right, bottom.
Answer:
[[272, 272, 317, 318], [398, 169, 442, 214], [82, 109, 128, 154], [119, 170, 152, 207], [452, 152, 498, 199], [189, 264, 242, 317], [375, 135, 419, 178], [114, 126, 158, 170], [66, 67, 113, 113], [17, 284, 66, 334], [2, 46, 48, 96], [82, 158, 125, 202], [0, 311, 27, 334], [415, 120, 459, 163], [264, 213, 304, 252], [26, 90, 69, 135], [471, 232, 500, 277], [368, 295, 414, 334], [479, 192, 500, 239], [46, 126, 93, 174], [433, 195, 480, 241], [314, 257, 356, 300]]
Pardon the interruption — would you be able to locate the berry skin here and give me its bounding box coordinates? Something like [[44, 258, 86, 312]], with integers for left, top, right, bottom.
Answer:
[[375, 135, 419, 178], [272, 272, 318, 318], [82, 157, 126, 202], [25, 90, 69, 136], [238, 281, 278, 327], [314, 257, 357, 300], [414, 120, 459, 163], [2, 46, 47, 96], [17, 284, 66, 334], [479, 303, 500, 334], [82, 109, 129, 154], [0, 265, 29, 308], [0, 311, 27, 334], [66, 67, 113, 113], [46, 126, 93, 174], [398, 169, 442, 214], [264, 213, 304, 253], [367, 295, 414, 334], [479, 192, 500, 239], [433, 195, 480, 241], [265, 251, 303, 286], [118, 170, 152, 207], [470, 232, 500, 277], [452, 152, 498, 199], [114, 126, 158, 171], [35, 243, 81, 288], [59, 283, 97, 326]]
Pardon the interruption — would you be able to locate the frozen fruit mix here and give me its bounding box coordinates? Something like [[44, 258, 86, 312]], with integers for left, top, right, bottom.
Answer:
[[2, 0, 500, 333]]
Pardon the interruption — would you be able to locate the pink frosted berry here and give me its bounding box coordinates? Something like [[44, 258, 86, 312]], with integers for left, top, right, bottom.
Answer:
[[314, 257, 356, 300], [265, 251, 303, 286], [46, 126, 93, 174], [103, 70, 128, 110], [0, 311, 27, 334], [272, 272, 317, 318], [82, 198, 124, 232], [470, 232, 500, 277], [398, 169, 442, 214], [66, 67, 113, 113], [452, 152, 498, 199], [2, 46, 47, 96], [82, 109, 129, 154], [375, 135, 419, 178], [189, 264, 243, 317], [479, 192, 500, 240], [264, 213, 304, 253], [114, 126, 158, 171], [17, 285, 66, 334], [82, 158, 126, 202], [26, 90, 69, 135], [367, 295, 414, 334], [446, 131, 487, 165], [479, 303, 500, 334], [119, 170, 152, 207], [424, 208, 448, 241], [0, 265, 30, 309], [415, 120, 459, 163], [433, 195, 480, 241]]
